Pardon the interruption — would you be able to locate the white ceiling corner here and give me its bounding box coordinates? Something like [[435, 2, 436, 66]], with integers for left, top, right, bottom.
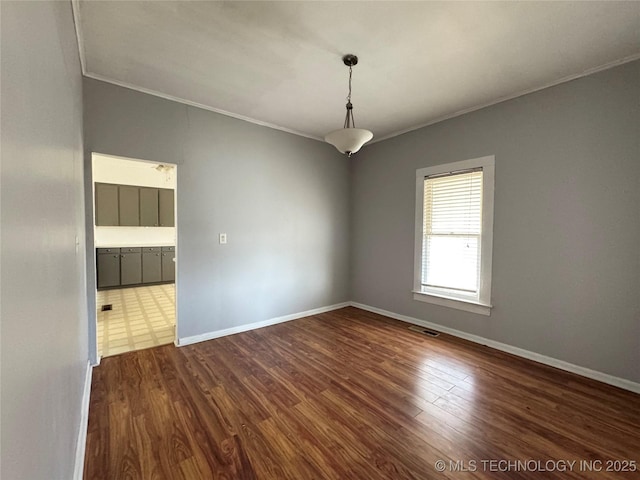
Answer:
[[74, 1, 640, 144]]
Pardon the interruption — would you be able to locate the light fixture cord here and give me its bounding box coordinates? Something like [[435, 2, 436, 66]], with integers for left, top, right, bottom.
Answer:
[[344, 64, 356, 129], [347, 65, 352, 104]]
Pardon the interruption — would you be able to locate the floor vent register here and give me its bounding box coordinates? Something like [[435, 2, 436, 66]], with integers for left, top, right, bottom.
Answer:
[[408, 325, 440, 337]]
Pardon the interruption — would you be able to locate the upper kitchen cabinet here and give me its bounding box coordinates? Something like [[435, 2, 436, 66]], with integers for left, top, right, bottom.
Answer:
[[118, 185, 140, 226], [94, 183, 175, 227], [158, 189, 175, 227], [140, 187, 159, 226], [95, 183, 119, 226]]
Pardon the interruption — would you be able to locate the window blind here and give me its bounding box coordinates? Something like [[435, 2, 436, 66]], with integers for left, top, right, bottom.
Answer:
[[422, 169, 483, 295]]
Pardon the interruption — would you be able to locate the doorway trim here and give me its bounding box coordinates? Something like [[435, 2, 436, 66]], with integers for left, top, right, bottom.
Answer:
[[86, 152, 178, 364]]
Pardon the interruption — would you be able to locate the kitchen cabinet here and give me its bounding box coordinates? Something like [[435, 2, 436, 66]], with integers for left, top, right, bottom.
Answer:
[[142, 248, 162, 283], [95, 183, 119, 226], [158, 189, 175, 227], [94, 183, 175, 227], [140, 188, 159, 226], [161, 246, 175, 282], [118, 185, 140, 226], [97, 246, 175, 290], [120, 248, 142, 285], [97, 248, 120, 288]]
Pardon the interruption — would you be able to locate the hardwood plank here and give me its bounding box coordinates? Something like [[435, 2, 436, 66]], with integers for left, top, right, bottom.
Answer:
[[85, 307, 640, 479]]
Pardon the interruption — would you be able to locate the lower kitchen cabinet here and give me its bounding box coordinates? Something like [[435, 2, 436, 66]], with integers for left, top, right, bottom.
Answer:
[[120, 248, 142, 285], [97, 249, 120, 288], [97, 246, 175, 290], [161, 246, 175, 282], [142, 248, 162, 283]]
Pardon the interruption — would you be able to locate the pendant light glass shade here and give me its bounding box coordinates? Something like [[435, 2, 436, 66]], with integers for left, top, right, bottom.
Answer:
[[324, 128, 373, 155], [325, 54, 373, 156]]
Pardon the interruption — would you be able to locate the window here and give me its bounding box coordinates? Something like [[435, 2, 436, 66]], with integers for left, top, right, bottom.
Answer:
[[413, 156, 495, 315]]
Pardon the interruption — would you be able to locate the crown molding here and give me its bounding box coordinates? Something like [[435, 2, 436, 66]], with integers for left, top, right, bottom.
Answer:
[[370, 53, 640, 145], [70, 1, 639, 148]]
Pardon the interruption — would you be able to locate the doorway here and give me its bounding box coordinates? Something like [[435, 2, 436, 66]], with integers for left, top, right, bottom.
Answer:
[[91, 153, 178, 358]]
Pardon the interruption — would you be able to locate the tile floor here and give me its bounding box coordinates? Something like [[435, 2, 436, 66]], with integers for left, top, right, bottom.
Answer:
[[97, 284, 175, 358]]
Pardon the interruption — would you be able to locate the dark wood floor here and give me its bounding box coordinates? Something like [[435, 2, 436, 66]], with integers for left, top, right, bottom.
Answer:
[[84, 307, 640, 479]]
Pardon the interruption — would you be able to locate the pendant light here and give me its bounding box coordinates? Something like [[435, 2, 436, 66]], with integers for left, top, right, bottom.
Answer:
[[324, 54, 373, 156]]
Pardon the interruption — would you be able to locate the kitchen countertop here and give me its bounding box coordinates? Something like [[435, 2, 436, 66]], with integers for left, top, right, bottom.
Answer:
[[96, 243, 175, 248]]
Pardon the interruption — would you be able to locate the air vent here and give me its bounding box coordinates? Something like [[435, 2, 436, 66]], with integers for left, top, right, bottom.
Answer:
[[408, 325, 440, 337], [101, 304, 113, 311]]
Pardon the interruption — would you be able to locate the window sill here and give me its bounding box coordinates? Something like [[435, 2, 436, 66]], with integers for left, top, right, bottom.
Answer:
[[412, 291, 492, 316]]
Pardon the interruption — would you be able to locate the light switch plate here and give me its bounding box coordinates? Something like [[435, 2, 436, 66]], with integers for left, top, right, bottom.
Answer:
[[219, 233, 227, 244]]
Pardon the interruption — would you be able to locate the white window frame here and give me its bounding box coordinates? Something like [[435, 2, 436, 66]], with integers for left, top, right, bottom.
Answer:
[[413, 155, 495, 316]]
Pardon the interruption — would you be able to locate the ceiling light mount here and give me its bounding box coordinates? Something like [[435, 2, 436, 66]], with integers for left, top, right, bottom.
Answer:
[[342, 54, 358, 67], [324, 53, 373, 157]]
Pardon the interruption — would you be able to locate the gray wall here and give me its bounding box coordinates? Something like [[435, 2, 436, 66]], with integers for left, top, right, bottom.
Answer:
[[351, 60, 640, 383], [83, 79, 350, 343], [1, 2, 88, 479]]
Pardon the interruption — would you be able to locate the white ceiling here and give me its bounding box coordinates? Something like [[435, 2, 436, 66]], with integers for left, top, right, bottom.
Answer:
[[75, 1, 640, 143]]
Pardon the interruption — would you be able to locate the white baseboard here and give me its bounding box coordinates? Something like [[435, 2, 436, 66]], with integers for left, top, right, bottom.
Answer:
[[73, 360, 93, 480], [350, 302, 640, 394], [172, 299, 639, 394], [177, 302, 350, 347]]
